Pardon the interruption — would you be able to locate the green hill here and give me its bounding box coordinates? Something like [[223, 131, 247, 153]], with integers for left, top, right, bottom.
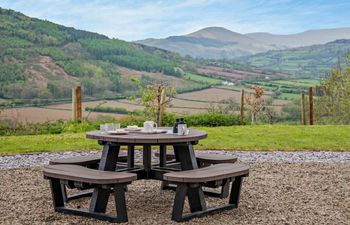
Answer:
[[0, 7, 192, 103], [240, 39, 350, 78]]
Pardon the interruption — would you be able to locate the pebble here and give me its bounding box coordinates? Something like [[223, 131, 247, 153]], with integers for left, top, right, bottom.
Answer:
[[0, 150, 349, 169]]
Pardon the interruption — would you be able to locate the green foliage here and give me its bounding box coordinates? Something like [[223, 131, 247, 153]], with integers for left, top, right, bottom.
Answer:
[[162, 113, 249, 127], [242, 40, 350, 77], [184, 73, 222, 85], [316, 55, 350, 124], [85, 106, 129, 114], [79, 39, 182, 76], [0, 7, 195, 100], [0, 63, 25, 84]]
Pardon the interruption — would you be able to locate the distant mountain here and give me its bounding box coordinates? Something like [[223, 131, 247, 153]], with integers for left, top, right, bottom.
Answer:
[[246, 27, 350, 48], [240, 39, 350, 77], [136, 27, 350, 59], [137, 27, 278, 59]]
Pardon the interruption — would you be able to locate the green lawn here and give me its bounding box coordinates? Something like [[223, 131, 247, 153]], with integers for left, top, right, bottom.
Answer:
[[1, 125, 350, 155]]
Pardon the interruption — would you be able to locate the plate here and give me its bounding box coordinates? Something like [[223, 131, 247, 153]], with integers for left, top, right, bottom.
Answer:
[[125, 127, 142, 131], [136, 129, 167, 134], [106, 130, 129, 135]]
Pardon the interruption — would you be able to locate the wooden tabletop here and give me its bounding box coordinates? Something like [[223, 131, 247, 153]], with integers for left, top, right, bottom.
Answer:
[[86, 127, 207, 144]]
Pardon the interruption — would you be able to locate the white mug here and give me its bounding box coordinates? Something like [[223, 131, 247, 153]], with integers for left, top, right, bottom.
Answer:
[[177, 124, 187, 135], [143, 121, 157, 132]]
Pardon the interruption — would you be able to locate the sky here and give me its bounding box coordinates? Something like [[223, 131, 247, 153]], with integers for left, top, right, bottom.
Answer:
[[1, 0, 350, 41]]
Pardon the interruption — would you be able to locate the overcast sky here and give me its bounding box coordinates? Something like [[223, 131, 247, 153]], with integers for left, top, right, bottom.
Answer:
[[1, 0, 350, 41]]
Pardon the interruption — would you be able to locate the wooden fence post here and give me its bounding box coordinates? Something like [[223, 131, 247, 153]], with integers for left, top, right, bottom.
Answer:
[[76, 86, 82, 122], [158, 88, 166, 127], [72, 88, 77, 121], [308, 87, 314, 125], [301, 93, 306, 125], [72, 86, 82, 122], [240, 89, 244, 125]]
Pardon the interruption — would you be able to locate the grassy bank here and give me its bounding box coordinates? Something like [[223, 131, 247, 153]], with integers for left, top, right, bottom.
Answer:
[[1, 125, 349, 155]]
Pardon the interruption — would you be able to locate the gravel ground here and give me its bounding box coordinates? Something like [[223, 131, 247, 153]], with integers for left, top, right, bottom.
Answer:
[[0, 162, 349, 225], [1, 150, 350, 169]]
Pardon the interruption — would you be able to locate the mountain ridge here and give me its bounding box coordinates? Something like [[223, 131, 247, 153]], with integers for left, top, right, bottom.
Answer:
[[136, 26, 350, 59]]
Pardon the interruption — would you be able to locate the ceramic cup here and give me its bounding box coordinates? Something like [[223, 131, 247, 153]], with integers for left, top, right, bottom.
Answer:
[[143, 121, 157, 132], [177, 124, 188, 135]]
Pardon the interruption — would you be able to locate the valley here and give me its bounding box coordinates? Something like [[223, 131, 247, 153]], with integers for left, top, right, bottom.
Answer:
[[0, 7, 344, 124]]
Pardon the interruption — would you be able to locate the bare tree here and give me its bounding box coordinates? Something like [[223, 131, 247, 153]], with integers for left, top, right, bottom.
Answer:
[[245, 86, 265, 124]]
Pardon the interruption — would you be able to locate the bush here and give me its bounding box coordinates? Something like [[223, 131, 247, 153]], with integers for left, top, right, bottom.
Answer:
[[0, 113, 249, 136], [163, 113, 249, 127], [85, 106, 129, 114]]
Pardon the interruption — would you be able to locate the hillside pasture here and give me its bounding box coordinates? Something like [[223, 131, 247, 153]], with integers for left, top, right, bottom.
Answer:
[[117, 67, 206, 92], [0, 107, 124, 123], [196, 66, 263, 80], [184, 72, 222, 84], [176, 87, 242, 102]]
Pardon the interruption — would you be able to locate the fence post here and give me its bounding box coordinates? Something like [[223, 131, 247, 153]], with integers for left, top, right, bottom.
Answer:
[[72, 88, 77, 121], [308, 87, 314, 125], [301, 93, 306, 125], [240, 89, 244, 125], [158, 88, 166, 127], [76, 86, 82, 122], [72, 86, 82, 122]]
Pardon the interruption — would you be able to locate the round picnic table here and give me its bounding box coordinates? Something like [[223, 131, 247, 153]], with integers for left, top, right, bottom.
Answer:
[[85, 127, 208, 213]]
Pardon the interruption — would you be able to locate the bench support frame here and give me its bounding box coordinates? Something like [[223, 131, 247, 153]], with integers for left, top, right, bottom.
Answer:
[[171, 176, 244, 222], [48, 177, 129, 223]]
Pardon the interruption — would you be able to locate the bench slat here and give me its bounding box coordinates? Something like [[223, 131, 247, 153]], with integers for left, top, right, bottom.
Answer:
[[49, 152, 128, 165], [43, 165, 137, 184], [163, 163, 249, 183], [155, 151, 237, 164], [196, 153, 237, 164]]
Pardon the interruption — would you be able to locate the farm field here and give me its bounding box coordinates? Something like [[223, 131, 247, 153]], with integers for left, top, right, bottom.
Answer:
[[1, 84, 289, 123], [196, 66, 263, 80], [273, 79, 321, 87], [184, 72, 223, 84], [243, 78, 319, 100], [176, 87, 242, 102], [0, 107, 125, 123], [117, 67, 206, 92]]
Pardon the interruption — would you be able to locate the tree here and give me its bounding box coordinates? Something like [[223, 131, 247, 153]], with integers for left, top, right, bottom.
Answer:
[[245, 86, 265, 124], [316, 55, 350, 124], [130, 77, 175, 126]]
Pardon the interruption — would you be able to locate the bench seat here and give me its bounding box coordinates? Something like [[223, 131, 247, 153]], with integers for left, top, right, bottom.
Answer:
[[43, 164, 136, 223], [163, 163, 249, 183], [157, 150, 238, 198], [155, 151, 238, 165], [49, 152, 128, 166], [44, 164, 136, 184], [163, 163, 249, 222]]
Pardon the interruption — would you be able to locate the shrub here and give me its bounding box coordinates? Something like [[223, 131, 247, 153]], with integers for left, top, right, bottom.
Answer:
[[0, 113, 249, 136], [85, 106, 129, 114], [163, 113, 249, 127]]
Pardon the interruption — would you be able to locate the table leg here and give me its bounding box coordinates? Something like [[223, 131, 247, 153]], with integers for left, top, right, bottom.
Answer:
[[159, 145, 167, 167], [143, 145, 152, 178], [127, 145, 135, 169], [173, 143, 207, 212], [90, 143, 120, 213]]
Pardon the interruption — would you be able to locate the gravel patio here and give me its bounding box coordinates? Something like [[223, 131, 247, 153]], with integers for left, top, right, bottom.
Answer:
[[0, 151, 349, 225]]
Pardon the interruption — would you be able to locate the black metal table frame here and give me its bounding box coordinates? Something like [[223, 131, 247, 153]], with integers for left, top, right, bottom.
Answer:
[[89, 140, 206, 214]]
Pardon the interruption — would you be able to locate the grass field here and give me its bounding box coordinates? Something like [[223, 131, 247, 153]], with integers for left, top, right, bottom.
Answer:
[[184, 73, 222, 85], [1, 125, 349, 155]]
